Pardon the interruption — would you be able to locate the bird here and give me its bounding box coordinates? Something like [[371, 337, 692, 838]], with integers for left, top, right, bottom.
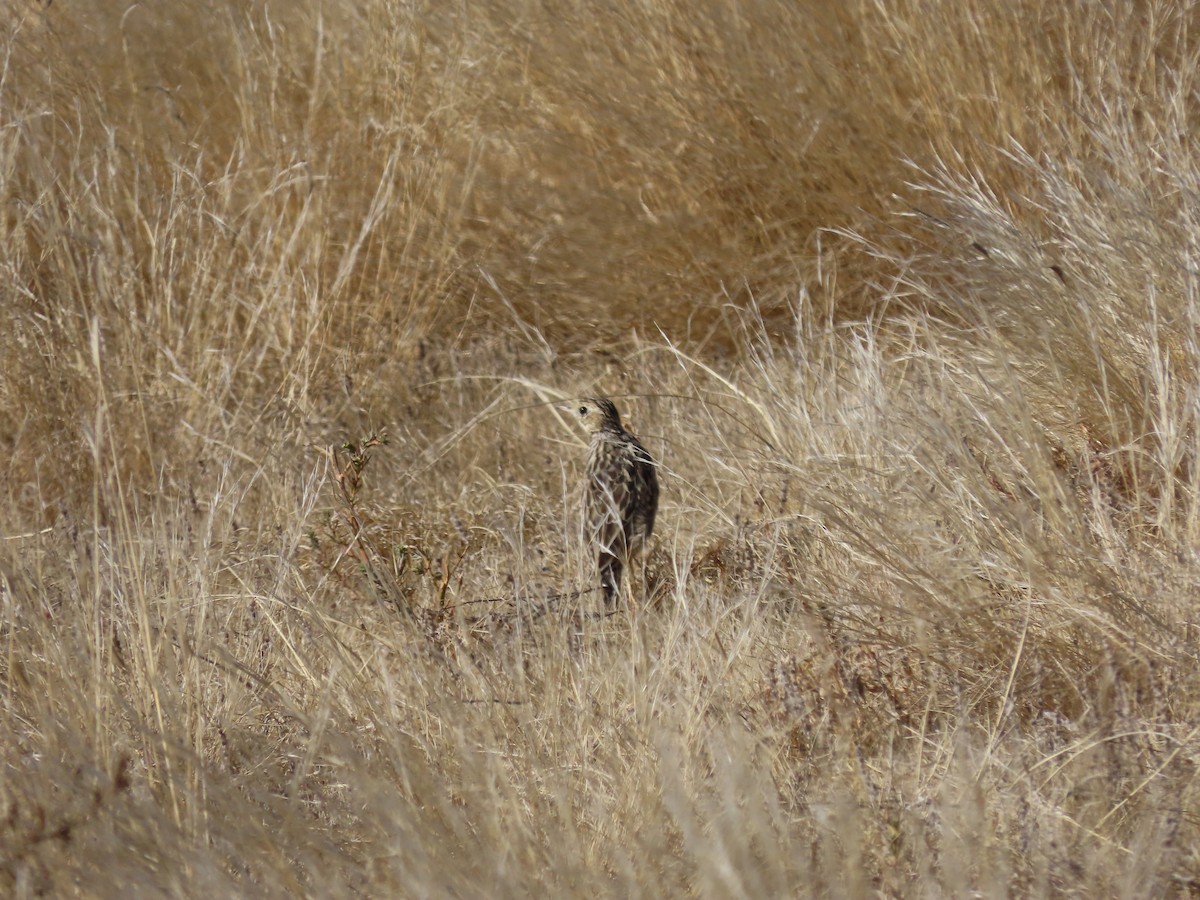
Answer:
[[567, 397, 659, 610]]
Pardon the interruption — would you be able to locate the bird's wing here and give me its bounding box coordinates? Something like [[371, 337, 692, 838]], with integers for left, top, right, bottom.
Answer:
[[588, 473, 631, 551], [587, 442, 633, 555], [630, 441, 659, 540]]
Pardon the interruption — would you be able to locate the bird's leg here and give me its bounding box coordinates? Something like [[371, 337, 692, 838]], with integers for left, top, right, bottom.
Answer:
[[599, 552, 622, 611]]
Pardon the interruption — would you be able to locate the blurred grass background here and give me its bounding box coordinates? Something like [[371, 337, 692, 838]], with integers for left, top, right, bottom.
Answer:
[[4, 0, 1200, 895]]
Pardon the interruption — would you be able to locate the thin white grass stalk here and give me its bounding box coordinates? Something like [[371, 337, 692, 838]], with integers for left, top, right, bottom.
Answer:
[[1092, 722, 1200, 833], [1030, 728, 1185, 791], [656, 327, 783, 451], [331, 150, 398, 297], [977, 589, 1031, 780]]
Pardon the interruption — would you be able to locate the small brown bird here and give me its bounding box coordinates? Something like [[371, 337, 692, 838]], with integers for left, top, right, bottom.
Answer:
[[568, 398, 659, 609]]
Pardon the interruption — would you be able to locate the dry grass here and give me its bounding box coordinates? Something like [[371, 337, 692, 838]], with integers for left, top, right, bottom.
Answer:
[[4, 0, 1200, 895]]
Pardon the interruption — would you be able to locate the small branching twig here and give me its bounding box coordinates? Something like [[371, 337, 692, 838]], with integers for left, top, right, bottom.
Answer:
[[330, 431, 388, 508], [326, 431, 403, 607]]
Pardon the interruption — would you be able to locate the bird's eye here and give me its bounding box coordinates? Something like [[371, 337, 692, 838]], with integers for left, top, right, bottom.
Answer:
[[579, 406, 588, 415]]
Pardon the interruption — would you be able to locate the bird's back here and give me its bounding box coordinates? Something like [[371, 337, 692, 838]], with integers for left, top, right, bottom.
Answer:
[[586, 425, 658, 551], [573, 397, 658, 608]]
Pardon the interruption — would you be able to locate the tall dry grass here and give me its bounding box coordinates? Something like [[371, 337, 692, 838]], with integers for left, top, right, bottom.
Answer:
[[4, 0, 1200, 895]]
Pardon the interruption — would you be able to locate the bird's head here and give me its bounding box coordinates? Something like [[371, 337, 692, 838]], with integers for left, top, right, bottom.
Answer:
[[566, 397, 622, 433]]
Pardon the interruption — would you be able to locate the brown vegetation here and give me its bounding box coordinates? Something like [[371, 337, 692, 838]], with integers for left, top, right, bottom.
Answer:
[[4, 0, 1200, 895]]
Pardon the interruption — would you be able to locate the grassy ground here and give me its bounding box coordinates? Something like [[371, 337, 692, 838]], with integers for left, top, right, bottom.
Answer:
[[4, 0, 1200, 895]]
